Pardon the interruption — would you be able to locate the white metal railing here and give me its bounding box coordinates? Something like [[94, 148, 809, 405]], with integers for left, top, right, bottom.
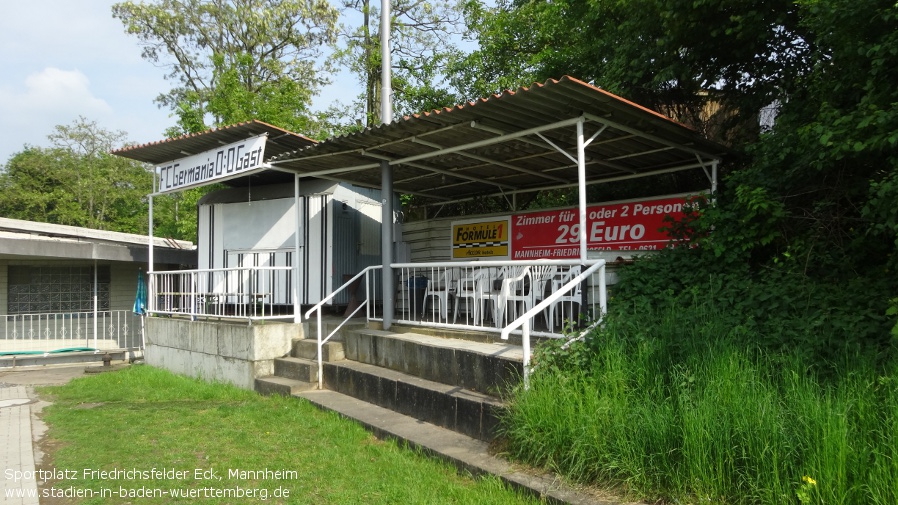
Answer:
[[388, 260, 603, 337], [1, 310, 144, 355], [150, 266, 295, 322], [500, 259, 607, 388], [304, 259, 605, 389], [148, 260, 607, 389]]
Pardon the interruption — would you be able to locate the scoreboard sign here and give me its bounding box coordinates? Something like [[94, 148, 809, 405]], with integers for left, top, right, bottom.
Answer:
[[155, 134, 268, 194], [510, 195, 692, 259]]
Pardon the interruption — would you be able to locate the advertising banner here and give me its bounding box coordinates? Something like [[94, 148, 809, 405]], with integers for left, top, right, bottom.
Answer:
[[155, 135, 268, 194], [511, 195, 693, 259], [451, 218, 510, 259]]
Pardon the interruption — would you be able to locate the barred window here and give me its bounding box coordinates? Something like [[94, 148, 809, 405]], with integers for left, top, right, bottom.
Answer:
[[7, 266, 110, 314]]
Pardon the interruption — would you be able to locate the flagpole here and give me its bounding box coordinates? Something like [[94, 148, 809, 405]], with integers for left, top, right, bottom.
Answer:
[[380, 0, 394, 329]]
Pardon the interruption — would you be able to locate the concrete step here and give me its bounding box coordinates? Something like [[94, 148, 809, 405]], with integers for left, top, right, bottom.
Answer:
[[368, 322, 556, 348], [273, 357, 319, 383], [322, 359, 504, 442], [255, 376, 316, 396], [343, 329, 524, 396], [291, 339, 345, 362], [295, 389, 621, 505], [305, 318, 368, 341]]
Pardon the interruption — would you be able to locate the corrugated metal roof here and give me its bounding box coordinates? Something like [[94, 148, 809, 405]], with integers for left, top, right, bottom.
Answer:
[[113, 77, 728, 204], [268, 76, 727, 204]]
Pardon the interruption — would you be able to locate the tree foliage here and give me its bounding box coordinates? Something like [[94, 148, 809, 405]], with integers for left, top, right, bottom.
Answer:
[[0, 118, 152, 234], [0, 118, 205, 242], [113, 0, 339, 135], [616, 0, 898, 353], [457, 0, 808, 144]]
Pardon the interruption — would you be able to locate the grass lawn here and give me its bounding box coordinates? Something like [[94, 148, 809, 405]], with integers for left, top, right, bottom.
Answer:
[[36, 365, 539, 504]]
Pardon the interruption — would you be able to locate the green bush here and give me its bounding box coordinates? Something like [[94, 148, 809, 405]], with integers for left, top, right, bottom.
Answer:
[[613, 242, 895, 368]]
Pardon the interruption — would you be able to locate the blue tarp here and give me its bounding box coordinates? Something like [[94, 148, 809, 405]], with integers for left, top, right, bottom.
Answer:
[[133, 269, 147, 315]]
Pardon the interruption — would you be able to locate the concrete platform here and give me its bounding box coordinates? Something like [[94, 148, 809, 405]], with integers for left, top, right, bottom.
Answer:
[[261, 326, 643, 504]]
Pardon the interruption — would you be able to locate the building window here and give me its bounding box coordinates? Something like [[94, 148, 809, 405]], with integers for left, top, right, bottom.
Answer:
[[7, 266, 110, 314]]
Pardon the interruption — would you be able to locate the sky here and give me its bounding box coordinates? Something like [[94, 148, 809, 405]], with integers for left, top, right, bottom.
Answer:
[[0, 0, 354, 165]]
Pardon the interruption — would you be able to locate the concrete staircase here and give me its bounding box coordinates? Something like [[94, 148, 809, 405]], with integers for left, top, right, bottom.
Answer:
[[254, 322, 627, 504], [254, 323, 524, 442]]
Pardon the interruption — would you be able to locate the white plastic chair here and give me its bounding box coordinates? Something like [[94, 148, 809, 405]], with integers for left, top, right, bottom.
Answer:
[[529, 263, 557, 327], [452, 268, 491, 325], [423, 268, 454, 321], [545, 266, 582, 332], [484, 265, 530, 327], [491, 264, 556, 327]]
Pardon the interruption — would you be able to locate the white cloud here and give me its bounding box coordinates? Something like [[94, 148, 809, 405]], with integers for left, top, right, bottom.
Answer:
[[0, 0, 367, 163], [0, 1, 174, 163], [15, 68, 112, 115], [0, 68, 115, 159]]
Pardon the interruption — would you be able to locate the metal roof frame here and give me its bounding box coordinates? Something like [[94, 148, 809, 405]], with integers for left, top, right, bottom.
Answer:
[[264, 77, 725, 208]]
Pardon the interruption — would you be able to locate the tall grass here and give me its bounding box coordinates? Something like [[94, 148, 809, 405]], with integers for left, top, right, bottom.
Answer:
[[502, 301, 898, 504]]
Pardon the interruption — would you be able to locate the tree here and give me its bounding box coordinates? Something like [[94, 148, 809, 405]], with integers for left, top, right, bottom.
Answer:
[[452, 0, 898, 347], [736, 0, 898, 276], [0, 147, 74, 225], [334, 0, 466, 126], [456, 0, 809, 145], [205, 53, 313, 130], [0, 118, 153, 234], [112, 0, 340, 135], [612, 0, 898, 354]]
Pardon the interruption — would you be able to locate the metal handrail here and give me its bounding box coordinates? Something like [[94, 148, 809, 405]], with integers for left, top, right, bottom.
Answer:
[[304, 265, 381, 389], [303, 259, 606, 390], [500, 259, 607, 388]]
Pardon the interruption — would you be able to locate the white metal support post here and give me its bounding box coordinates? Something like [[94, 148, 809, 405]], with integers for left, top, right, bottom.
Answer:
[[529, 117, 603, 263], [577, 119, 588, 262], [294, 175, 302, 323], [93, 259, 98, 348], [148, 174, 155, 315], [149, 178, 155, 274]]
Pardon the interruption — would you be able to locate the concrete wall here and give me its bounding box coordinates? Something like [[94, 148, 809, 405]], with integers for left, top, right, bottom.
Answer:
[[145, 318, 299, 390], [110, 263, 140, 311], [402, 217, 454, 262]]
